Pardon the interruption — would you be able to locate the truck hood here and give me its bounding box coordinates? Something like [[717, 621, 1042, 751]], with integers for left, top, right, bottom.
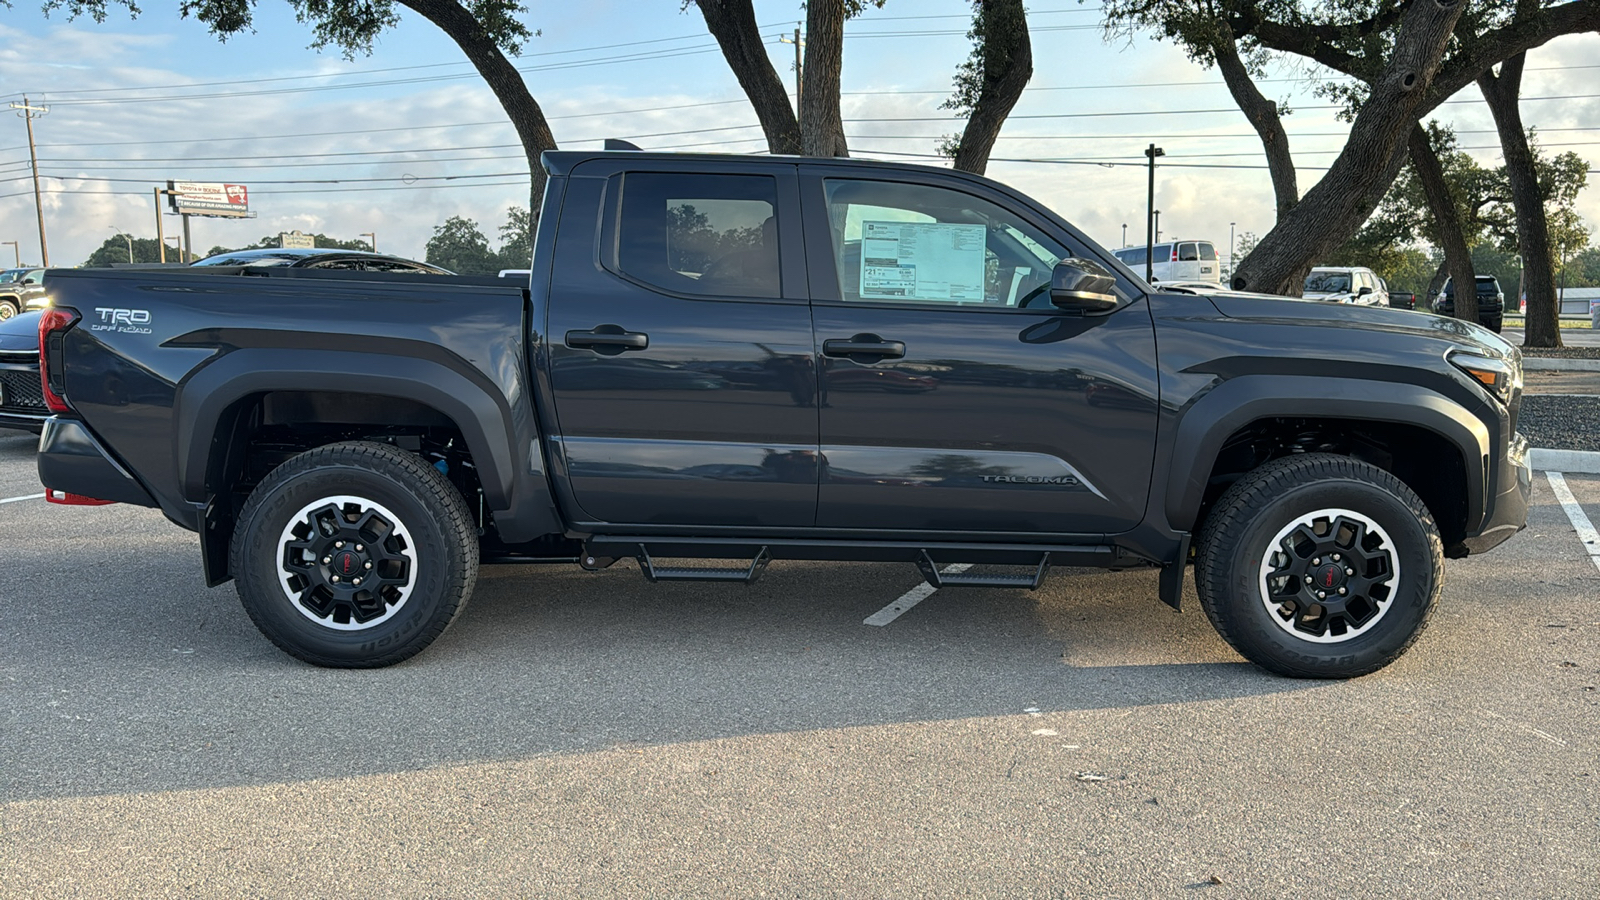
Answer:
[[1201, 291, 1518, 362], [0, 310, 43, 351]]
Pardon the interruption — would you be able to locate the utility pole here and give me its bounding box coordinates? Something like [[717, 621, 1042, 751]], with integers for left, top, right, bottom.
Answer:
[[360, 232, 377, 252], [11, 96, 50, 267], [1144, 143, 1164, 283], [779, 23, 804, 109], [153, 188, 169, 263], [110, 226, 133, 263]]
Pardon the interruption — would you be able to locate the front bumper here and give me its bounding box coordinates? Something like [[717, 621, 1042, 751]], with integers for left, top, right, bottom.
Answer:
[[1460, 431, 1531, 555]]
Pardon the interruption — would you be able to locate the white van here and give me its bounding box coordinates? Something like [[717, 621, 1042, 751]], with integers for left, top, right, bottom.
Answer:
[[1112, 240, 1221, 284]]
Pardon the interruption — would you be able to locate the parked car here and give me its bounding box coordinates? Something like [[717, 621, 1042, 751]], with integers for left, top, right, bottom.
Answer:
[[1431, 275, 1504, 333], [0, 268, 48, 319], [191, 247, 453, 274], [1303, 267, 1388, 307], [1110, 240, 1222, 284], [0, 309, 46, 432], [1387, 291, 1417, 310], [35, 150, 1529, 679]]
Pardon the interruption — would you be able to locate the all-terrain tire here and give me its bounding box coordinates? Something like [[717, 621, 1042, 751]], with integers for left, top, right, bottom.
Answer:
[[1194, 453, 1443, 679], [230, 440, 479, 667]]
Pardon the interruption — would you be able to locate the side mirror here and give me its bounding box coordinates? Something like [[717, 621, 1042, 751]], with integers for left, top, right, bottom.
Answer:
[[1358, 286, 1373, 296], [1049, 258, 1119, 312]]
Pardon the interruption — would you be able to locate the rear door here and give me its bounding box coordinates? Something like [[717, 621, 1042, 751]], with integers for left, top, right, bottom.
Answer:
[[543, 160, 819, 528], [800, 168, 1159, 536]]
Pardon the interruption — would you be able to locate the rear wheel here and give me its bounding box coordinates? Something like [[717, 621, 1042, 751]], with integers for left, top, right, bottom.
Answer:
[[1195, 454, 1442, 678], [230, 440, 479, 667], [0, 298, 18, 320]]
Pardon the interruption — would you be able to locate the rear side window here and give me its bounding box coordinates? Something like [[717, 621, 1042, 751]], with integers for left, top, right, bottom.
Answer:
[[617, 173, 780, 299], [1197, 242, 1217, 261]]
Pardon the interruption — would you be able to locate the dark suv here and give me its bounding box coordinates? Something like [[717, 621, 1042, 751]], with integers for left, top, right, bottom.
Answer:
[[1432, 275, 1504, 332]]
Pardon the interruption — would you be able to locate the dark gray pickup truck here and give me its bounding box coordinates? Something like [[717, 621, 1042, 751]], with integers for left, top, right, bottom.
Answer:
[[34, 151, 1530, 677]]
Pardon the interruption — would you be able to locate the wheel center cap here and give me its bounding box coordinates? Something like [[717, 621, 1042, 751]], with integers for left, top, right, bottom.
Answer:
[[331, 549, 365, 579], [1313, 563, 1346, 591]]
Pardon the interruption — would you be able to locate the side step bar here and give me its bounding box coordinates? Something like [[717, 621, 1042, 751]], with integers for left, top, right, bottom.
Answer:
[[635, 544, 772, 585], [916, 550, 1050, 590]]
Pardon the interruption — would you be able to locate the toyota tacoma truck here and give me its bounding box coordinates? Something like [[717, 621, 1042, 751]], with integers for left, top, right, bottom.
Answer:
[[33, 151, 1530, 677]]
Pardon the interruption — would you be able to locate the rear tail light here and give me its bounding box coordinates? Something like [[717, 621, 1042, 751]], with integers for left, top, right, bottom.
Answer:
[[37, 307, 78, 413], [1169, 247, 1178, 261], [45, 489, 115, 506]]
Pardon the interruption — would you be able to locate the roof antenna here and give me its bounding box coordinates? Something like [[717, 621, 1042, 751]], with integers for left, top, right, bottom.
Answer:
[[604, 139, 643, 151]]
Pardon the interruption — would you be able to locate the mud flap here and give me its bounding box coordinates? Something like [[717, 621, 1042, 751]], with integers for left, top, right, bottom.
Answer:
[[1157, 532, 1191, 611]]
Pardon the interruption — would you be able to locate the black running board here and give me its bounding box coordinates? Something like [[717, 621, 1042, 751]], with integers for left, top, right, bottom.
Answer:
[[916, 550, 1051, 590]]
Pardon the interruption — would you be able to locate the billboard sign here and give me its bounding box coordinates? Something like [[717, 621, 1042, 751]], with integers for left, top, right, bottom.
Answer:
[[279, 231, 315, 249], [168, 181, 250, 218]]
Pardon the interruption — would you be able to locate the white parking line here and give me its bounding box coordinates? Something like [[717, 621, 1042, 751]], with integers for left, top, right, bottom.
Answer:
[[0, 492, 44, 505], [864, 564, 972, 627], [1545, 471, 1600, 575]]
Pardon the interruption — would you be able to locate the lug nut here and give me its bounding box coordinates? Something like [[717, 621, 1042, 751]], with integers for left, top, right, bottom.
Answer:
[[322, 556, 331, 564], [335, 541, 345, 549], [1345, 567, 1354, 576], [1312, 557, 1321, 565], [355, 545, 364, 552], [1337, 587, 1347, 595], [1304, 575, 1314, 584], [1316, 591, 1327, 600], [364, 561, 372, 570], [1332, 553, 1341, 561], [353, 578, 363, 585], [331, 575, 340, 583]]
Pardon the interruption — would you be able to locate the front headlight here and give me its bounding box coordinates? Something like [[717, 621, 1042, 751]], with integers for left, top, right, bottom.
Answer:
[[1449, 350, 1520, 406]]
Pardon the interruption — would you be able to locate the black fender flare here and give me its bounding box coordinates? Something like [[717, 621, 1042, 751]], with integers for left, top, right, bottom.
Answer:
[[1164, 375, 1490, 533], [175, 348, 519, 510]]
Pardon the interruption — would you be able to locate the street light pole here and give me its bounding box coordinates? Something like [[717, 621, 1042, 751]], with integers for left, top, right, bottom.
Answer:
[[1229, 221, 1236, 279], [11, 96, 50, 267], [1144, 143, 1164, 282], [1121, 223, 1127, 248], [1154, 210, 1161, 244], [360, 232, 377, 252]]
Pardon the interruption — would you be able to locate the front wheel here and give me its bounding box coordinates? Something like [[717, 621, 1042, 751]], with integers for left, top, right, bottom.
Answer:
[[0, 299, 18, 320], [230, 441, 479, 667], [1195, 454, 1443, 678]]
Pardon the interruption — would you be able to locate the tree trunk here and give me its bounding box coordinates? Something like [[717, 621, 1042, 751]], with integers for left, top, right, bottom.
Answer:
[[693, 0, 803, 156], [1230, 0, 1466, 295], [950, 0, 1032, 176], [1480, 52, 1560, 348], [402, 0, 556, 219], [801, 0, 849, 157], [1408, 125, 1478, 325], [1213, 32, 1297, 217]]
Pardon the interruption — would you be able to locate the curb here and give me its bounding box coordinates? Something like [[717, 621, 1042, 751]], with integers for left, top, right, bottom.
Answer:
[[1524, 358, 1600, 372], [1531, 448, 1600, 474]]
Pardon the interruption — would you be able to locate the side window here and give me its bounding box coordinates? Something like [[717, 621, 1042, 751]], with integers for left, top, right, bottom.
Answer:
[[1197, 242, 1217, 261], [1178, 242, 1199, 261], [617, 172, 779, 299], [822, 178, 1071, 309]]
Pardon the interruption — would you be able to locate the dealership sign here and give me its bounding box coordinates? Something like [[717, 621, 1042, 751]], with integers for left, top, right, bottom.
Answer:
[[167, 181, 250, 218]]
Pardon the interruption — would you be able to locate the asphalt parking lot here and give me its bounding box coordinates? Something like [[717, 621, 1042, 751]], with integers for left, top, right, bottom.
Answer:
[[2, 427, 1597, 897]]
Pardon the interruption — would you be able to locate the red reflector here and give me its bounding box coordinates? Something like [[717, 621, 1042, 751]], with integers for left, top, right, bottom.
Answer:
[[38, 307, 79, 414], [46, 489, 115, 506]]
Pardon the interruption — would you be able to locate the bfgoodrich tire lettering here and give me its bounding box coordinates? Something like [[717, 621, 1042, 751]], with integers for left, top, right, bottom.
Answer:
[[230, 440, 479, 667], [1195, 453, 1443, 678]]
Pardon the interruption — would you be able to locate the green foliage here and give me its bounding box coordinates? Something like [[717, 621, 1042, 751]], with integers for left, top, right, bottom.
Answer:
[[81, 235, 172, 267], [495, 206, 534, 271], [425, 215, 498, 275], [46, 0, 532, 59]]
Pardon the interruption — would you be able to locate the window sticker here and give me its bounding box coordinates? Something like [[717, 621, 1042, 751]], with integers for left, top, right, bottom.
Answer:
[[859, 221, 986, 302]]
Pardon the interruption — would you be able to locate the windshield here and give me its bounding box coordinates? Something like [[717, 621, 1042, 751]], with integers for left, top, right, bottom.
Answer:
[[1304, 272, 1351, 293]]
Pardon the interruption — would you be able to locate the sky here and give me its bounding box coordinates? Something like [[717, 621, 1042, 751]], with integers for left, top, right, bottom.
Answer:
[[1, 1, 1597, 269]]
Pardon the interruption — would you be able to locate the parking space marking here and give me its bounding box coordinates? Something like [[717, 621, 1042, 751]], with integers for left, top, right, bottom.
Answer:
[[864, 564, 972, 627], [0, 492, 44, 505], [1545, 471, 1600, 575]]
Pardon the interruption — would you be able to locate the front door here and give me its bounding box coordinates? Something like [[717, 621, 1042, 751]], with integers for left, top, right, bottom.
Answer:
[[801, 170, 1159, 536], [545, 163, 818, 528]]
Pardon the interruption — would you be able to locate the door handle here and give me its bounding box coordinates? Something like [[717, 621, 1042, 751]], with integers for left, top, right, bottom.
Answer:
[[822, 334, 906, 360], [565, 325, 649, 353]]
